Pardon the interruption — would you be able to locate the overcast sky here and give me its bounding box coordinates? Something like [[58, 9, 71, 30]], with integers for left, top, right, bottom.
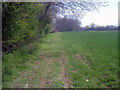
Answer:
[[3, 0, 118, 27], [81, 0, 118, 27]]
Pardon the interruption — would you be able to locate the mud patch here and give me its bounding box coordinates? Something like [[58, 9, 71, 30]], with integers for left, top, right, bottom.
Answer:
[[71, 69, 78, 73], [38, 68, 52, 88], [72, 54, 91, 68]]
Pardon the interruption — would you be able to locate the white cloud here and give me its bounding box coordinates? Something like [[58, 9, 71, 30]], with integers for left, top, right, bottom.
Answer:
[[81, 0, 118, 26]]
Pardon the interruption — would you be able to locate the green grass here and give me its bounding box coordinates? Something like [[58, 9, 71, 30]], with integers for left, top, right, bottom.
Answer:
[[2, 38, 43, 87], [2, 31, 118, 88], [2, 33, 64, 88], [60, 31, 118, 88]]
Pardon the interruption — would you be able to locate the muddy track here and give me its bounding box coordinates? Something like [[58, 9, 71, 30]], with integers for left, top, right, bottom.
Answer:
[[38, 56, 52, 88], [60, 55, 70, 88], [39, 68, 51, 88]]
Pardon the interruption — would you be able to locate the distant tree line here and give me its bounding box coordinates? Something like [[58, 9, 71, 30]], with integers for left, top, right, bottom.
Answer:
[[82, 23, 118, 31], [54, 20, 118, 32], [118, 25, 120, 31], [54, 17, 81, 32]]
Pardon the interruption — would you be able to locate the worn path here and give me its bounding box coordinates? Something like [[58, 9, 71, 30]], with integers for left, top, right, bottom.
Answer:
[[11, 33, 71, 88]]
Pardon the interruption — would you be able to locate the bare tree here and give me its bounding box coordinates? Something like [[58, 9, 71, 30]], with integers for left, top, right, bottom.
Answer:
[[39, 0, 107, 20]]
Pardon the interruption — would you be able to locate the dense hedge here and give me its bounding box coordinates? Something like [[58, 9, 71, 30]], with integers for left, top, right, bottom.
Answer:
[[2, 2, 53, 52]]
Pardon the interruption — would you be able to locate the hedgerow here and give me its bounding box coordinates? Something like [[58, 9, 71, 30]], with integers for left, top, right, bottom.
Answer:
[[2, 2, 53, 52]]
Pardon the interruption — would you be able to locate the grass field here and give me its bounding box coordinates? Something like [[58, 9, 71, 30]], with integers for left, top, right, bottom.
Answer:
[[60, 31, 118, 88], [3, 31, 118, 88]]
